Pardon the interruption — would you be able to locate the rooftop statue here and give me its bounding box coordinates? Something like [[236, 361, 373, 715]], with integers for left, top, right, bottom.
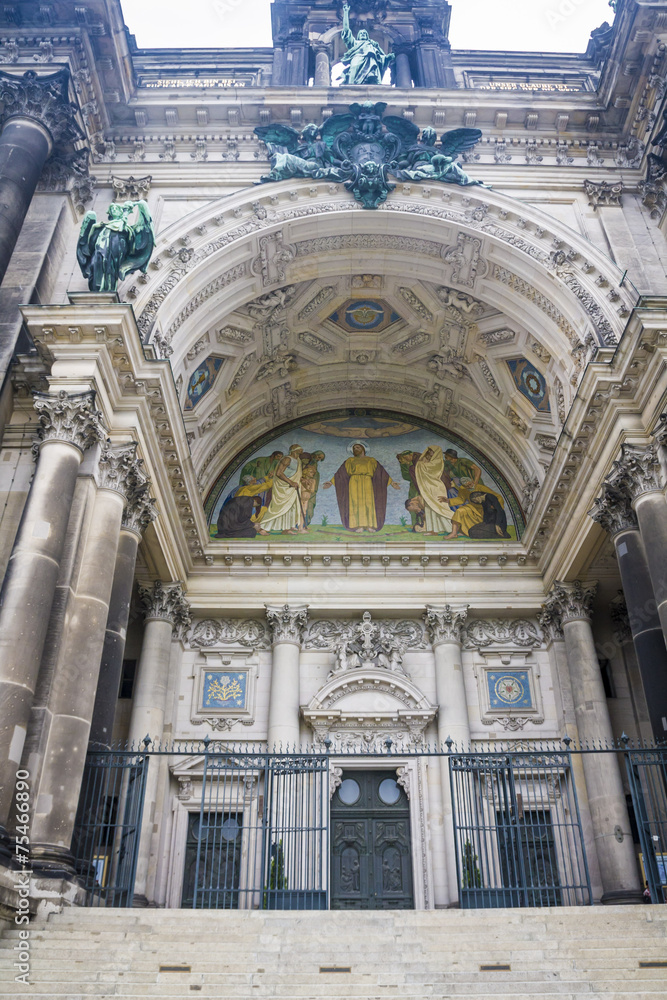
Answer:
[[76, 200, 155, 293], [340, 3, 395, 86], [255, 102, 485, 209]]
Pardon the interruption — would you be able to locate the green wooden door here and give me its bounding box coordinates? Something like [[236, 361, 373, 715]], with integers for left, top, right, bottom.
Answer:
[[331, 770, 413, 909]]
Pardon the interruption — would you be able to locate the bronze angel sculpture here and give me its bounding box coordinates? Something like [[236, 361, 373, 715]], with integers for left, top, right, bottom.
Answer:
[[255, 101, 486, 209], [76, 200, 155, 292]]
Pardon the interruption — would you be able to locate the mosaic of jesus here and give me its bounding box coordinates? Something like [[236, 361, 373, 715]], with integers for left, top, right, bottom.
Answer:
[[206, 411, 524, 543]]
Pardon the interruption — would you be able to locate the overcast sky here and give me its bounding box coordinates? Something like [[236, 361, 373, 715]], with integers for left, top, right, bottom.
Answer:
[[120, 0, 614, 53]]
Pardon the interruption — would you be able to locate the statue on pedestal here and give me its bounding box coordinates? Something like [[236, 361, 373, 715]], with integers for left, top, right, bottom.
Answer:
[[340, 4, 394, 85], [76, 200, 155, 293]]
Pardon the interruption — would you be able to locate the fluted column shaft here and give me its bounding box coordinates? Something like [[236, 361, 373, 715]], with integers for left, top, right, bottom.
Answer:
[[265, 604, 308, 750], [544, 582, 642, 903], [425, 605, 470, 906], [0, 390, 102, 836], [128, 582, 190, 902]]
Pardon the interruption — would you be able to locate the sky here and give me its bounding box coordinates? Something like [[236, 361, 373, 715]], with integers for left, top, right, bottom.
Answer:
[[120, 0, 615, 54]]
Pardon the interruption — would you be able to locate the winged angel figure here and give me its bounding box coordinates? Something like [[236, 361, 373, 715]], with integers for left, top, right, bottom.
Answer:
[[256, 103, 485, 209], [76, 200, 155, 292]]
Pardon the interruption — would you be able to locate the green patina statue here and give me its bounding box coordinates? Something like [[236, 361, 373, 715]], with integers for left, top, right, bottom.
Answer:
[[340, 4, 394, 86], [76, 200, 155, 293]]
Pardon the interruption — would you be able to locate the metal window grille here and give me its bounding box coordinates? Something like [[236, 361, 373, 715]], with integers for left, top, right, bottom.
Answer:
[[624, 747, 667, 904]]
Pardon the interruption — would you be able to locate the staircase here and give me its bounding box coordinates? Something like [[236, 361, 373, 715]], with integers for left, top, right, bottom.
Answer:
[[0, 906, 666, 998]]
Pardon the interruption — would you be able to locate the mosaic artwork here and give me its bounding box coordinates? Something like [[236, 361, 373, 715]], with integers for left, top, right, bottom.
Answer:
[[206, 409, 524, 543], [486, 671, 533, 710], [184, 356, 225, 411], [506, 358, 550, 412], [328, 299, 402, 334], [202, 671, 247, 710]]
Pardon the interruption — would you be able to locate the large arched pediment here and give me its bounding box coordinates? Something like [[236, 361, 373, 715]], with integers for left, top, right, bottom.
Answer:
[[206, 408, 525, 544]]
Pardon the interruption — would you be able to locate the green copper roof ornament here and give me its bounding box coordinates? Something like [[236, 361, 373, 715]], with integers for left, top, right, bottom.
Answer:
[[340, 3, 395, 86], [255, 102, 487, 210], [76, 200, 155, 292]]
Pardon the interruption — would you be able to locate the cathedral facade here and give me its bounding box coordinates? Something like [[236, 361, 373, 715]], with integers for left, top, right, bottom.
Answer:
[[0, 0, 666, 919]]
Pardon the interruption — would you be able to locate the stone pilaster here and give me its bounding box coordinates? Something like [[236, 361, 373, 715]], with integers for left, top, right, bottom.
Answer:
[[424, 604, 470, 906], [0, 390, 103, 843], [606, 443, 667, 648], [265, 604, 308, 749], [28, 442, 148, 880], [89, 467, 159, 748], [128, 581, 190, 904], [542, 582, 642, 903], [590, 483, 667, 743], [0, 69, 82, 289]]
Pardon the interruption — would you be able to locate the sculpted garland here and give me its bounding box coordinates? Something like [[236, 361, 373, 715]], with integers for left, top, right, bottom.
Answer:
[[255, 100, 485, 210]]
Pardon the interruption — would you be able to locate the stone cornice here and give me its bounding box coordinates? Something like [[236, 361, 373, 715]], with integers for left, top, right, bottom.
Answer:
[[265, 603, 309, 645], [33, 388, 105, 454]]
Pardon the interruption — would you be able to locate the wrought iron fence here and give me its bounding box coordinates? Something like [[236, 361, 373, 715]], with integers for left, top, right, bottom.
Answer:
[[449, 748, 592, 908], [71, 738, 667, 910]]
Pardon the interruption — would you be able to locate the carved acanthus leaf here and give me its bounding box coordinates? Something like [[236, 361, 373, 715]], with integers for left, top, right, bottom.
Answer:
[[34, 389, 105, 454], [0, 68, 82, 145], [139, 581, 191, 637], [542, 580, 597, 628], [424, 605, 469, 645], [589, 482, 638, 536], [265, 604, 309, 644]]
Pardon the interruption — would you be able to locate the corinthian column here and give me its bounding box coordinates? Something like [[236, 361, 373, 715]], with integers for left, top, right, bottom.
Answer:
[[606, 443, 667, 643], [89, 477, 158, 748], [424, 604, 470, 906], [128, 581, 191, 904], [29, 443, 150, 877], [0, 70, 81, 288], [543, 581, 641, 903], [589, 483, 667, 742], [265, 604, 308, 750], [0, 390, 103, 840]]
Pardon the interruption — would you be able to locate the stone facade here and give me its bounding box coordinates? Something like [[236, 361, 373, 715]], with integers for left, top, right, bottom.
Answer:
[[0, 0, 666, 917]]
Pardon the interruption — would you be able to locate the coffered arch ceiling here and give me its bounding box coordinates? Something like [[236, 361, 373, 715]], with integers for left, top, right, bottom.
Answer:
[[128, 181, 635, 504]]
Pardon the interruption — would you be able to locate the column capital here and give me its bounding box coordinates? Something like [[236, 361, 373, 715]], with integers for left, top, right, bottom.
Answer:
[[138, 581, 191, 638], [424, 604, 469, 645], [536, 605, 564, 643], [542, 580, 597, 627], [122, 488, 159, 537], [0, 69, 82, 147], [589, 482, 638, 536], [33, 389, 105, 454], [265, 603, 309, 645], [608, 442, 665, 502], [97, 441, 142, 500]]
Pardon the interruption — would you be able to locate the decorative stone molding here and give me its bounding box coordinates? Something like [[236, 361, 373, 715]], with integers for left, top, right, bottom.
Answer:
[[521, 477, 540, 517], [536, 606, 564, 642], [265, 603, 308, 644], [0, 68, 82, 145], [97, 441, 145, 500], [542, 580, 597, 627], [589, 483, 638, 536], [111, 174, 152, 201], [474, 650, 544, 727], [461, 619, 543, 650], [608, 442, 665, 501], [329, 766, 343, 798], [139, 581, 192, 637], [396, 766, 410, 798], [583, 179, 623, 209], [33, 389, 105, 454], [188, 618, 270, 649], [303, 616, 427, 651], [190, 648, 258, 730], [424, 605, 469, 645], [654, 412, 667, 450], [327, 611, 411, 679]]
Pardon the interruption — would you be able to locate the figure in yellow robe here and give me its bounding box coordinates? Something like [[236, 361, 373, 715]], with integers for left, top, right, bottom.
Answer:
[[323, 442, 400, 533]]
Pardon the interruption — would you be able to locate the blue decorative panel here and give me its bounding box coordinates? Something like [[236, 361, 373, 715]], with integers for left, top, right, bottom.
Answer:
[[328, 299, 402, 334], [506, 358, 550, 413], [184, 356, 224, 411], [487, 671, 533, 710], [202, 672, 247, 709]]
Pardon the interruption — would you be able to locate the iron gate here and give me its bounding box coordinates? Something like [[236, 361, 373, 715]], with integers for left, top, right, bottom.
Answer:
[[449, 749, 592, 908], [192, 749, 329, 909], [624, 747, 667, 904], [71, 745, 150, 907]]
